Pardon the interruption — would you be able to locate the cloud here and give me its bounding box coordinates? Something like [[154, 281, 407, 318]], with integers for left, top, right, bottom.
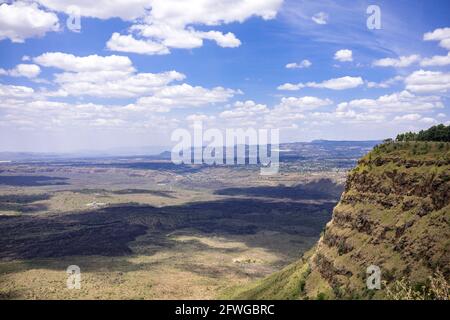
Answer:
[[273, 84, 447, 129], [199, 31, 241, 48], [405, 70, 450, 93], [278, 76, 363, 91], [337, 90, 443, 113], [309, 76, 363, 90], [219, 100, 268, 119], [372, 41, 449, 68], [37, 0, 150, 21], [262, 96, 333, 127], [393, 114, 436, 124], [276, 96, 333, 111], [34, 52, 135, 73], [393, 113, 422, 122], [107, 30, 241, 55], [286, 60, 312, 69], [311, 12, 328, 25], [372, 54, 420, 67], [108, 0, 282, 54], [106, 33, 170, 55], [30, 52, 240, 107], [123, 25, 243, 53], [6, 64, 41, 78], [366, 76, 404, 88], [0, 83, 35, 99], [186, 114, 215, 123], [277, 83, 305, 91], [423, 27, 450, 50], [0, 1, 59, 43], [131, 23, 203, 49], [313, 110, 386, 123], [215, 96, 335, 129], [0, 97, 181, 133], [420, 117, 438, 124], [130, 84, 238, 112], [334, 49, 353, 62], [53, 70, 186, 98], [420, 52, 450, 67], [145, 0, 282, 26]]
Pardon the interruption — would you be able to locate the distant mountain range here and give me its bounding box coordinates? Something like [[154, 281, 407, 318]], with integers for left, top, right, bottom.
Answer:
[[0, 140, 380, 162]]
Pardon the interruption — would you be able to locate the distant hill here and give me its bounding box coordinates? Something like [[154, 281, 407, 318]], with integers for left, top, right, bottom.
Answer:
[[310, 139, 381, 146], [0, 146, 170, 161], [0, 152, 64, 161], [0, 140, 380, 163]]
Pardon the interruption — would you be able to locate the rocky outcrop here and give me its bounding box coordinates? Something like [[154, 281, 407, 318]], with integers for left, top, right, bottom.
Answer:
[[231, 142, 450, 299]]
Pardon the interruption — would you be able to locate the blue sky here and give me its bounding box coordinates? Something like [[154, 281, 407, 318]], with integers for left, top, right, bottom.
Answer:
[[0, 0, 449, 152]]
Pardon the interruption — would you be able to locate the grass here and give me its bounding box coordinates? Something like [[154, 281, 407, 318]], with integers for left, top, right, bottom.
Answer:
[[0, 230, 289, 299], [385, 270, 449, 300], [367, 141, 450, 161], [221, 251, 313, 300]]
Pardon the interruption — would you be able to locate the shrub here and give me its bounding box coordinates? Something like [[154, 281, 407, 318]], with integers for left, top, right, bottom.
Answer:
[[385, 270, 449, 300], [316, 292, 327, 300]]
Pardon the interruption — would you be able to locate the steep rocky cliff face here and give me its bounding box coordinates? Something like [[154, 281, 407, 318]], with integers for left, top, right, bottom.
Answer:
[[229, 142, 450, 299]]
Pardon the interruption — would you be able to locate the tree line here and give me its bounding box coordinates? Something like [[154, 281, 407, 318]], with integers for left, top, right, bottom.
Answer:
[[395, 124, 450, 142]]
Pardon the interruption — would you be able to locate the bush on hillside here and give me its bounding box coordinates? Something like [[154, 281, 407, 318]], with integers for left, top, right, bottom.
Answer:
[[385, 269, 449, 300], [396, 124, 450, 142]]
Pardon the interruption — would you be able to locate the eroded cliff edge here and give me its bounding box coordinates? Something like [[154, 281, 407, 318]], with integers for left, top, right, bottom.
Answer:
[[227, 141, 450, 299]]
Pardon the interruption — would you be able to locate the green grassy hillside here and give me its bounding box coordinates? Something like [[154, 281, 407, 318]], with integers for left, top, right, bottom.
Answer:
[[225, 141, 450, 300]]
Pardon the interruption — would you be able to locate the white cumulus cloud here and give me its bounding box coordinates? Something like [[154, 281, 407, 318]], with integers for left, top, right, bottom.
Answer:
[[34, 52, 135, 73], [373, 55, 420, 67], [334, 49, 353, 62], [54, 70, 186, 98], [338, 90, 444, 113], [131, 84, 237, 112], [276, 96, 333, 111], [37, 0, 151, 21], [277, 83, 305, 91], [7, 64, 41, 78], [405, 70, 450, 93], [278, 76, 363, 91], [393, 113, 422, 122], [0, 1, 59, 43], [420, 52, 450, 67], [286, 60, 312, 69], [199, 31, 241, 48], [366, 76, 404, 89], [108, 0, 282, 54], [308, 76, 363, 90], [106, 33, 170, 55], [423, 27, 450, 50], [0, 83, 35, 99], [220, 100, 268, 119]]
